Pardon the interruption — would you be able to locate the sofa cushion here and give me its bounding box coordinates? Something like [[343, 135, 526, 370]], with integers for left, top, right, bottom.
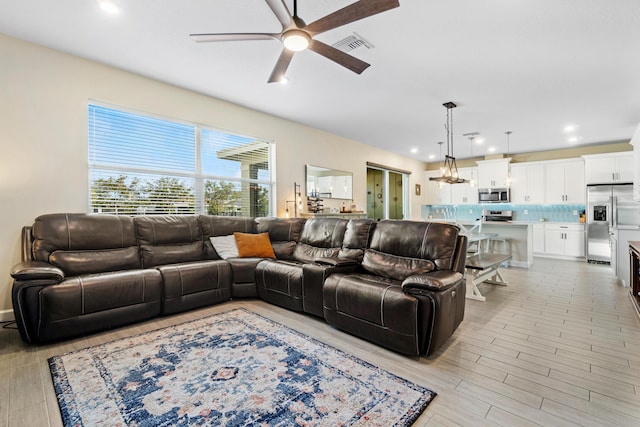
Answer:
[[255, 218, 306, 260], [338, 219, 375, 262], [135, 216, 204, 267], [292, 217, 347, 263], [199, 215, 256, 259], [234, 232, 276, 258], [362, 250, 435, 281], [40, 269, 162, 319], [31, 214, 140, 276], [293, 243, 340, 263], [49, 247, 141, 277], [362, 220, 460, 280], [209, 235, 239, 259]]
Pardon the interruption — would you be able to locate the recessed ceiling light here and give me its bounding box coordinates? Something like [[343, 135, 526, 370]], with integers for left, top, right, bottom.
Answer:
[[428, 154, 436, 160], [568, 136, 580, 143], [475, 138, 485, 144], [564, 124, 578, 133], [97, 0, 121, 14], [488, 147, 496, 153], [410, 147, 418, 154]]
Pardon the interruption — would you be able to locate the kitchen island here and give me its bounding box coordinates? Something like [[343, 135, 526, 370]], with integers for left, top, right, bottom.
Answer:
[[458, 221, 533, 268], [423, 219, 534, 268]]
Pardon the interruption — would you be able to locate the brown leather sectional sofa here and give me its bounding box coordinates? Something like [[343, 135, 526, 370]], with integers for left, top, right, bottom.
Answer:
[[10, 213, 467, 356]]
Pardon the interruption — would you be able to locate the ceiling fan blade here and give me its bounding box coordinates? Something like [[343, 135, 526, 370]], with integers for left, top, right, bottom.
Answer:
[[308, 39, 370, 74], [268, 48, 295, 83], [305, 0, 400, 35], [190, 33, 279, 42], [265, 0, 292, 30]]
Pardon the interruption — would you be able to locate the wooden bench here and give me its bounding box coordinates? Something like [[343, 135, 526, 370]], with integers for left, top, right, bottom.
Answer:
[[465, 253, 512, 301]]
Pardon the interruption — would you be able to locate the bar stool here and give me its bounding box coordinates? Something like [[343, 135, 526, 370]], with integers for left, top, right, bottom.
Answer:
[[488, 236, 511, 266]]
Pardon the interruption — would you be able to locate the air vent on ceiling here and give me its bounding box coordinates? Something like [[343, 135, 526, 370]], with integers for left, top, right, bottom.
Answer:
[[331, 33, 374, 53]]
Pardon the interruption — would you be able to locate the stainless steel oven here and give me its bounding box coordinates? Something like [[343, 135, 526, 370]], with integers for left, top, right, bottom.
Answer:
[[478, 188, 510, 204]]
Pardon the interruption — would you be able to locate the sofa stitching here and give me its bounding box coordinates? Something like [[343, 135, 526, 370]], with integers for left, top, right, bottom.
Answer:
[[177, 268, 184, 297], [380, 285, 392, 328], [120, 218, 125, 248], [37, 291, 43, 340], [79, 277, 85, 315], [141, 273, 146, 303], [330, 221, 340, 247], [363, 221, 373, 249], [420, 223, 430, 260], [424, 296, 436, 355], [65, 213, 71, 250]]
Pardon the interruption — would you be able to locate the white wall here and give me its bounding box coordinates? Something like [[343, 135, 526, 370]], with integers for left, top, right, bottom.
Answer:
[[0, 34, 428, 316]]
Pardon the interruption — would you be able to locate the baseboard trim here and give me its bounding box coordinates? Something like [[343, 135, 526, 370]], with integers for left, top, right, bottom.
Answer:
[[0, 309, 15, 322]]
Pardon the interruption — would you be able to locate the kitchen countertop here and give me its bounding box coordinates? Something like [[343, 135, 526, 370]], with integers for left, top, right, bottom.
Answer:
[[450, 220, 584, 226]]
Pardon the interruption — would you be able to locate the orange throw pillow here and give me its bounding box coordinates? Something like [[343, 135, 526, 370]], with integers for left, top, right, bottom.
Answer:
[[234, 232, 276, 259]]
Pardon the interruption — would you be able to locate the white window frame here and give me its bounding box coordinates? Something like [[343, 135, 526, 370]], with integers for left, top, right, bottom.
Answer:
[[88, 101, 275, 216]]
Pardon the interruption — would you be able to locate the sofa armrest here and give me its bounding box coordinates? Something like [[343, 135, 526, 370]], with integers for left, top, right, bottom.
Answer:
[[401, 270, 463, 294], [11, 261, 64, 283], [314, 257, 358, 267]]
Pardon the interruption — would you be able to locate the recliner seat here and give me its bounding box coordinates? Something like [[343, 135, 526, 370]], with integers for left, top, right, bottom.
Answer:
[[323, 220, 467, 356]]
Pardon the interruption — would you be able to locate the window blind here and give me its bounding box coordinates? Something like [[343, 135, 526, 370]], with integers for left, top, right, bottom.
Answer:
[[88, 103, 274, 216]]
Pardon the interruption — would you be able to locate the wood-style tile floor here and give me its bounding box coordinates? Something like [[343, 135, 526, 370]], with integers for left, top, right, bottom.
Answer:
[[2, 257, 640, 426]]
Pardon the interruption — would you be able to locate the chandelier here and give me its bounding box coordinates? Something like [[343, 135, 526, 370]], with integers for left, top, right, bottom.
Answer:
[[429, 101, 468, 184]]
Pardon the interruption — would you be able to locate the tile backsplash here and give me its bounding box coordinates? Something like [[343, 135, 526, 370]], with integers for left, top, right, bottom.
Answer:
[[422, 204, 586, 223]]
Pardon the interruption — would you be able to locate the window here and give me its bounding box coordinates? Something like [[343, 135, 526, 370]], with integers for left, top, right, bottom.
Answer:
[[88, 104, 274, 216]]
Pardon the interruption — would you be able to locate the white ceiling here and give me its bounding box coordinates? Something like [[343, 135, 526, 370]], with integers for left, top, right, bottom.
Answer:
[[1, 0, 639, 162]]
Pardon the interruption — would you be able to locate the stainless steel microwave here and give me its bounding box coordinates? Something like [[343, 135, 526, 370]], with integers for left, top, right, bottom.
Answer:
[[478, 188, 510, 203]]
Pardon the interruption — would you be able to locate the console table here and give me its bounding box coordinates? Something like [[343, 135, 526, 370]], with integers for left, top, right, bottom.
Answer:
[[629, 241, 640, 317]]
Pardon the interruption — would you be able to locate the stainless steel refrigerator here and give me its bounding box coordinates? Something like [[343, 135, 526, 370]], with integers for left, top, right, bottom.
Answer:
[[587, 184, 640, 265]]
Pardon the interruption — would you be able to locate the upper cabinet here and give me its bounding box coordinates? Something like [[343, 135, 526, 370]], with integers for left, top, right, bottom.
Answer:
[[510, 162, 545, 204], [450, 167, 479, 205], [583, 152, 634, 184], [545, 159, 585, 204], [476, 158, 511, 188]]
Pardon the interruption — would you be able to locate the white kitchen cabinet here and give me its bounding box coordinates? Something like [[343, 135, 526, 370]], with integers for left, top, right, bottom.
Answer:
[[545, 159, 585, 204], [510, 163, 545, 204], [616, 228, 640, 286], [476, 159, 510, 189], [544, 223, 585, 258], [450, 167, 478, 205], [425, 171, 451, 204], [583, 152, 634, 184], [635, 143, 640, 201], [533, 223, 545, 254]]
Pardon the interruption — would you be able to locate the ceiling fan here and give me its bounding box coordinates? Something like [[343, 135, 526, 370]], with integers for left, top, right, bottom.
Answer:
[[190, 0, 400, 83]]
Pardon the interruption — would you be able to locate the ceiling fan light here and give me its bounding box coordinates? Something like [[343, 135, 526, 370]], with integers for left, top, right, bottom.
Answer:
[[97, 0, 121, 14], [283, 30, 311, 52]]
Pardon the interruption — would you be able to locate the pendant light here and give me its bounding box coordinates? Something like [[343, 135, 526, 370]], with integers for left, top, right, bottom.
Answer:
[[467, 134, 477, 187], [436, 141, 445, 188], [505, 131, 512, 187], [429, 102, 468, 184]]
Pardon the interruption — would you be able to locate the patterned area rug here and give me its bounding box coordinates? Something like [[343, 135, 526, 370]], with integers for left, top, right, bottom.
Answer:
[[49, 308, 436, 426]]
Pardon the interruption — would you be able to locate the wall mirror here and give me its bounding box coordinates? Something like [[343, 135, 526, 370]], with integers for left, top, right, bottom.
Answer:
[[306, 165, 353, 200]]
